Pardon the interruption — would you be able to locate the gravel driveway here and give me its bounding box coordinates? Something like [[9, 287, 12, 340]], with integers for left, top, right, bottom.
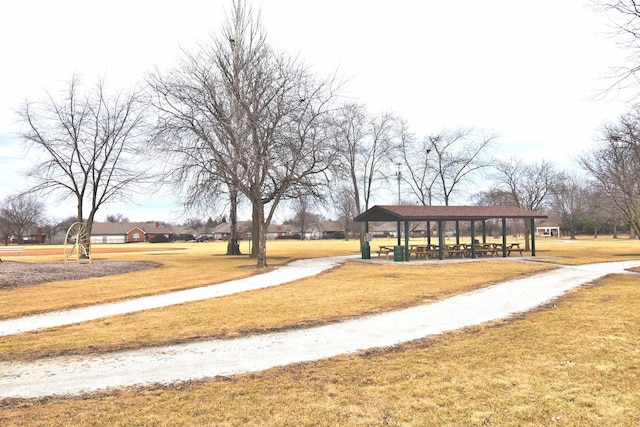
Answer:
[[1, 257, 639, 400]]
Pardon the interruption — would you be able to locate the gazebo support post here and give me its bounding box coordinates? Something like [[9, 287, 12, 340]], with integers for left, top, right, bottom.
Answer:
[[470, 220, 477, 258], [530, 218, 536, 256], [455, 221, 460, 245], [404, 221, 410, 261], [502, 218, 508, 257], [427, 220, 431, 245], [396, 221, 401, 247], [482, 220, 487, 244], [438, 220, 445, 260]]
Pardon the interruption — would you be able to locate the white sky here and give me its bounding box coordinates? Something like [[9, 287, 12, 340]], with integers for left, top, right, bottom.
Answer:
[[0, 0, 633, 223]]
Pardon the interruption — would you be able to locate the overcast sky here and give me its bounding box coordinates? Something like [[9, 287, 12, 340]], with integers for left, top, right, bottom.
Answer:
[[0, 0, 633, 222]]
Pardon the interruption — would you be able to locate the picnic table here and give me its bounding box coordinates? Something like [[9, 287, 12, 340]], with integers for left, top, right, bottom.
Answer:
[[507, 243, 523, 256], [379, 242, 524, 261], [409, 244, 439, 259], [377, 245, 396, 259], [483, 243, 524, 257], [443, 244, 468, 258]]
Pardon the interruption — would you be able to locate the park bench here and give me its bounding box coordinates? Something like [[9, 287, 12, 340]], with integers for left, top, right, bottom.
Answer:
[[0, 246, 24, 263]]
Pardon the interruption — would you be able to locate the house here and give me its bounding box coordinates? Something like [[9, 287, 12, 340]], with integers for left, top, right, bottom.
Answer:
[[15, 226, 47, 244], [171, 225, 197, 241], [211, 221, 252, 241], [307, 221, 346, 239], [211, 221, 302, 241], [90, 222, 174, 244], [267, 223, 300, 240]]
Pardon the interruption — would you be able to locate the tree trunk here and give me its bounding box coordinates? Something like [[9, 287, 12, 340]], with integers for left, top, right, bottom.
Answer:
[[77, 198, 91, 258], [226, 188, 242, 255], [522, 219, 531, 251], [84, 212, 95, 259], [256, 202, 268, 268], [251, 203, 259, 258]]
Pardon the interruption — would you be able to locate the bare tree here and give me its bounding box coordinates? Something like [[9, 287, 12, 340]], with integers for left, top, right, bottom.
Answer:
[[332, 186, 358, 240], [290, 194, 318, 240], [17, 75, 150, 255], [330, 103, 399, 241], [583, 186, 619, 238], [551, 173, 588, 239], [428, 128, 496, 206], [595, 0, 640, 96], [399, 120, 436, 205], [0, 194, 46, 244], [149, 0, 339, 267], [331, 103, 399, 212], [0, 212, 10, 246], [473, 188, 517, 206], [491, 158, 562, 250], [105, 213, 130, 223], [579, 107, 640, 237]]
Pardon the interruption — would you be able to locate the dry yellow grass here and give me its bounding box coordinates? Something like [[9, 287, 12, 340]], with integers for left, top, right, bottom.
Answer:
[[1, 236, 639, 426], [0, 240, 357, 318], [0, 260, 551, 361], [506, 235, 640, 265], [2, 270, 638, 425]]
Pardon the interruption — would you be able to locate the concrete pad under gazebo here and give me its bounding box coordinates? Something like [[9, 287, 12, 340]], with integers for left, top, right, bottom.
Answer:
[[354, 205, 548, 261]]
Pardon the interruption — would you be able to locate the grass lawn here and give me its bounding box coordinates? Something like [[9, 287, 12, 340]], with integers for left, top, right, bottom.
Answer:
[[1, 236, 639, 425]]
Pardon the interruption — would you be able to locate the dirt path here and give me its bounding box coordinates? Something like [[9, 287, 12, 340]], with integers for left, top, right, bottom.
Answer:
[[1, 259, 639, 400]]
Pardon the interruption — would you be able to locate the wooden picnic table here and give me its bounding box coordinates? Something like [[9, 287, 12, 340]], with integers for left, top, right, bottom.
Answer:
[[409, 244, 439, 259], [507, 243, 523, 256], [386, 241, 524, 261], [377, 245, 396, 258], [443, 244, 468, 258]]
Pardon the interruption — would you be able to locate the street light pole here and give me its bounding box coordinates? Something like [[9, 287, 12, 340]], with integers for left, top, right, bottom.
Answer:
[[396, 162, 401, 204], [396, 163, 401, 247]]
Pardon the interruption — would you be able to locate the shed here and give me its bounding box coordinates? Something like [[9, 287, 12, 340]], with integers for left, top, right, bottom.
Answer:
[[354, 205, 548, 261]]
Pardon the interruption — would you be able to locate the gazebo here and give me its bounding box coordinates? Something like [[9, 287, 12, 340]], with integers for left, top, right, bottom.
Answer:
[[354, 205, 548, 261]]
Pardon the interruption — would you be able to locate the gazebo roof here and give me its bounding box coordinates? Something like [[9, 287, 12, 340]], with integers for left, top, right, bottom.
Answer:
[[354, 205, 547, 222]]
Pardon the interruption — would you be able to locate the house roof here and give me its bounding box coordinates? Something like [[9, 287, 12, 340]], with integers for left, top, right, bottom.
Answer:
[[354, 205, 547, 222]]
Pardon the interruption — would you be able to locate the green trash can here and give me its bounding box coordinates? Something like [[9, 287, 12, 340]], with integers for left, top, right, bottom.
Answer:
[[361, 241, 371, 259], [393, 245, 404, 262]]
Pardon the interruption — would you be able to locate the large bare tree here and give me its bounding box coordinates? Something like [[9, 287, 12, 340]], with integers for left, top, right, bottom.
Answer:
[[17, 75, 149, 255], [428, 128, 496, 206], [401, 127, 495, 206], [579, 107, 640, 237], [399, 120, 436, 205], [149, 0, 339, 267], [491, 158, 562, 250], [330, 103, 399, 241]]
